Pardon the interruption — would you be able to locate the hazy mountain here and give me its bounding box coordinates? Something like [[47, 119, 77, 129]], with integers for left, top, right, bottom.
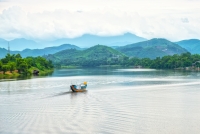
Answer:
[[41, 33, 146, 47], [0, 48, 8, 58], [0, 44, 80, 58], [0, 33, 146, 50], [111, 46, 120, 49], [0, 38, 43, 51], [45, 45, 125, 65], [116, 38, 188, 59], [0, 38, 8, 50], [175, 39, 200, 54], [9, 38, 42, 50], [19, 44, 80, 57], [107, 41, 133, 47]]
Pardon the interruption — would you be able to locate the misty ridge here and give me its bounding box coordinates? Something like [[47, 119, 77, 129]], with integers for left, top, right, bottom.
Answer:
[[0, 33, 200, 59], [0, 33, 145, 50]]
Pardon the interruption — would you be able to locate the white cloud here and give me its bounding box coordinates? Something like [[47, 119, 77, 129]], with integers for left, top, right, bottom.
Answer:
[[0, 0, 200, 41]]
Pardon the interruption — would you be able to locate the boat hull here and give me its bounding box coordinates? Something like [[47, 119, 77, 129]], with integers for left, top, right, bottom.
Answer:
[[70, 85, 87, 92]]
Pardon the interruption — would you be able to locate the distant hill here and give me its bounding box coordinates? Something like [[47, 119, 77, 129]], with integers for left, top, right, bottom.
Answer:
[[116, 38, 188, 59], [175, 39, 200, 54], [0, 44, 80, 58], [0, 38, 43, 51], [18, 44, 80, 57], [9, 38, 42, 50], [41, 33, 146, 47], [0, 38, 9, 51], [44, 45, 125, 66], [0, 48, 8, 58], [0, 33, 146, 50]]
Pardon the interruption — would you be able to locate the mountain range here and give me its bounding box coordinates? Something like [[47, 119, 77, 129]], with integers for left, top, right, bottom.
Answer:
[[1, 33, 200, 60], [0, 44, 80, 58], [116, 38, 188, 59], [43, 39, 189, 66], [0, 33, 146, 51], [0, 38, 42, 51]]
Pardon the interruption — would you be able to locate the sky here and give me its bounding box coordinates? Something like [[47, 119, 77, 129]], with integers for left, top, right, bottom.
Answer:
[[0, 0, 200, 41]]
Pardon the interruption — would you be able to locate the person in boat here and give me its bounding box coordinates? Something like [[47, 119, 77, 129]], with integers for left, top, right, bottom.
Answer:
[[73, 82, 87, 90], [80, 82, 87, 89]]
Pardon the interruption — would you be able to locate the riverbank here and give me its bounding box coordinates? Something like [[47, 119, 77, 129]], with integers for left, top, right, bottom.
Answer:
[[61, 65, 143, 69], [0, 68, 54, 79], [29, 67, 54, 75], [0, 71, 20, 79], [175, 66, 200, 71]]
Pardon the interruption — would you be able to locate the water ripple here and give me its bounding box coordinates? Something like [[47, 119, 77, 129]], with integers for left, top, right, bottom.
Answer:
[[1, 70, 200, 134]]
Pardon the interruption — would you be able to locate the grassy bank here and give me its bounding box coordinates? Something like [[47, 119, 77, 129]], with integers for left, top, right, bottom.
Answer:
[[0, 71, 20, 79], [0, 68, 54, 79]]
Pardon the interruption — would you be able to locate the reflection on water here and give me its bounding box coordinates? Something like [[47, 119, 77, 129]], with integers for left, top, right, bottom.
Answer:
[[1, 68, 200, 134]]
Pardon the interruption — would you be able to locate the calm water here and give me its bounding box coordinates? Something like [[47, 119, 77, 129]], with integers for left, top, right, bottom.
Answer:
[[1, 68, 200, 134]]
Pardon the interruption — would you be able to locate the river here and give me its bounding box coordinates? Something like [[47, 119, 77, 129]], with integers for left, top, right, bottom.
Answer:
[[1, 68, 200, 134]]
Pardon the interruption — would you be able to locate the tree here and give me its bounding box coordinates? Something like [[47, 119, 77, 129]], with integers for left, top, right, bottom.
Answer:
[[8, 62, 16, 73], [25, 58, 33, 69], [15, 54, 22, 59], [19, 62, 28, 74], [2, 65, 10, 74], [0, 61, 2, 71], [16, 58, 25, 73]]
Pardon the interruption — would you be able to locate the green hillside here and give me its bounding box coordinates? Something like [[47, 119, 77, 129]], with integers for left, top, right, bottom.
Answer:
[[116, 38, 188, 59], [175, 39, 200, 54], [44, 45, 126, 67]]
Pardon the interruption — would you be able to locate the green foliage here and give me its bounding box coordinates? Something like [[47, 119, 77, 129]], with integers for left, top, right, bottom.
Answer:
[[124, 52, 200, 69], [44, 43, 194, 68], [15, 53, 22, 59], [19, 62, 28, 74], [0, 61, 2, 70], [2, 65, 10, 74], [45, 50, 197, 70], [8, 62, 16, 73], [44, 45, 126, 67], [0, 53, 53, 75], [43, 44, 199, 69]]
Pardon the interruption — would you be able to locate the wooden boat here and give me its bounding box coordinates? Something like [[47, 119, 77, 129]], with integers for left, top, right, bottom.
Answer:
[[70, 85, 87, 92]]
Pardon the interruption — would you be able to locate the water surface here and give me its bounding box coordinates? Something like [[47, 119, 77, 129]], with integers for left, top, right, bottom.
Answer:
[[1, 68, 200, 134]]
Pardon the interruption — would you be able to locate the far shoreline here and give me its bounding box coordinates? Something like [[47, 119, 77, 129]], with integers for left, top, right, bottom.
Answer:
[[60, 65, 200, 71]]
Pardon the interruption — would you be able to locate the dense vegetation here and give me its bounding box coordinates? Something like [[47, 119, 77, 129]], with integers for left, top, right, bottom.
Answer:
[[44, 45, 126, 67], [0, 53, 53, 76], [44, 44, 199, 70], [123, 52, 200, 69], [45, 46, 200, 70]]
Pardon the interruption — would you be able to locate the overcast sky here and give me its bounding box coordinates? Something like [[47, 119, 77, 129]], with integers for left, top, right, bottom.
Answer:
[[0, 0, 200, 41]]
